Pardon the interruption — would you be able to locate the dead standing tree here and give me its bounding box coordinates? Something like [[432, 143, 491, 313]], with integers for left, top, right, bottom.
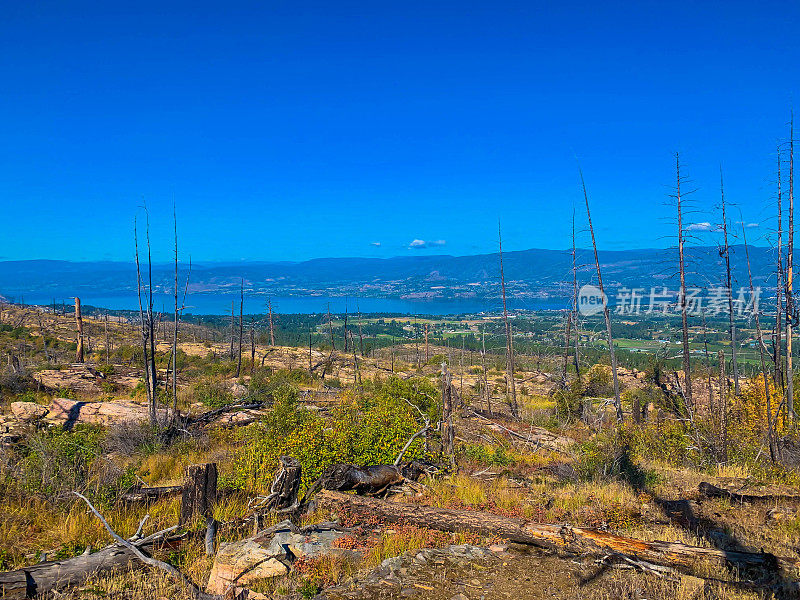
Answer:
[[74, 297, 84, 363], [775, 146, 784, 388], [676, 154, 693, 409], [562, 206, 582, 387], [580, 168, 623, 422], [170, 202, 179, 420], [498, 222, 519, 418], [741, 219, 777, 462], [440, 361, 455, 466], [229, 301, 235, 360], [719, 167, 740, 397], [268, 298, 276, 346], [788, 113, 796, 421], [134, 217, 158, 427], [235, 280, 243, 377]]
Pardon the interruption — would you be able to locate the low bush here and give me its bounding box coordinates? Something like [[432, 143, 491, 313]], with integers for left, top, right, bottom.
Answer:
[[230, 376, 438, 492]]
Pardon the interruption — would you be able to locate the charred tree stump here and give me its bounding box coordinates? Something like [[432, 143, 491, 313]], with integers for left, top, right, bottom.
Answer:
[[263, 455, 302, 512], [180, 463, 217, 525]]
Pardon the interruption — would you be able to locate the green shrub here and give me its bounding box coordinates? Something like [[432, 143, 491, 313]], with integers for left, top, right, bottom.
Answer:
[[192, 380, 234, 408], [230, 377, 437, 493], [14, 425, 106, 501]]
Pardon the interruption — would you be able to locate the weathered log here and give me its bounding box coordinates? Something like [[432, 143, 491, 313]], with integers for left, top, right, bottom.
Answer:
[[186, 399, 265, 428], [180, 463, 217, 525], [0, 535, 184, 599], [121, 484, 184, 503], [304, 462, 428, 501], [699, 482, 800, 504], [315, 490, 800, 580]]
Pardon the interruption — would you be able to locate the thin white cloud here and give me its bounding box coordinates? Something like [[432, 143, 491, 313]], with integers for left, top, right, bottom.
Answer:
[[408, 238, 446, 249], [686, 222, 713, 231], [746, 222, 759, 228], [370, 241, 381, 247]]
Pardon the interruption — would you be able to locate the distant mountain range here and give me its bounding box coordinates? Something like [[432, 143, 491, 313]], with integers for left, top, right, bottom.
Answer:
[[0, 246, 783, 304]]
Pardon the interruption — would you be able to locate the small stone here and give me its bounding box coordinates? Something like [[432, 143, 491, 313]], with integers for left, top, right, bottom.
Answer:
[[451, 594, 470, 600]]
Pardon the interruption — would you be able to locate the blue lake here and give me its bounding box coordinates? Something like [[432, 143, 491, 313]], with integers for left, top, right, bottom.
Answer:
[[14, 291, 569, 316]]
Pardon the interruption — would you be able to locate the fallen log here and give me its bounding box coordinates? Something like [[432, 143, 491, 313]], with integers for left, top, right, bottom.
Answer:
[[0, 534, 185, 599], [699, 482, 800, 504], [186, 398, 266, 428], [304, 461, 429, 501], [121, 484, 184, 503], [315, 490, 800, 582]]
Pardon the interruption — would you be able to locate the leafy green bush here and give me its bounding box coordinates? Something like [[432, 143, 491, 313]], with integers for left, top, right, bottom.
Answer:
[[192, 380, 234, 408], [14, 425, 106, 501], [230, 376, 438, 493], [553, 378, 583, 418], [583, 364, 612, 397]]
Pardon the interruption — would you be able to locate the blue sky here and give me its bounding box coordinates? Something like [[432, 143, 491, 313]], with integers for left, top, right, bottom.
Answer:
[[1, 0, 798, 262]]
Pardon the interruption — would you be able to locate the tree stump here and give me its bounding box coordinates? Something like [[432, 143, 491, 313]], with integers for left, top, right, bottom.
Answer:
[[180, 463, 217, 525], [263, 455, 302, 512]]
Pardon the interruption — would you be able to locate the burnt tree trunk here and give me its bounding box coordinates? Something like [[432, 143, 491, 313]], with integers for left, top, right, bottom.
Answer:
[[180, 463, 217, 525], [74, 297, 84, 363], [441, 362, 455, 461], [263, 455, 302, 512]]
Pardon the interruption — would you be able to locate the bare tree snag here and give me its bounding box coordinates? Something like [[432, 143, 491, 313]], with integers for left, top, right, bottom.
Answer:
[[134, 219, 157, 426], [315, 491, 799, 582], [104, 312, 110, 365], [580, 169, 623, 421], [498, 222, 518, 418], [250, 319, 256, 377], [327, 303, 335, 350], [145, 210, 158, 420], [269, 298, 276, 346], [571, 207, 581, 383], [180, 463, 218, 525], [171, 202, 179, 421], [742, 221, 777, 462], [676, 155, 692, 408], [776, 146, 785, 388], [343, 304, 349, 352], [789, 112, 796, 420], [236, 280, 243, 378], [74, 297, 84, 363], [481, 325, 491, 415], [718, 349, 728, 462], [441, 362, 455, 461], [720, 167, 739, 397], [229, 301, 235, 360]]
